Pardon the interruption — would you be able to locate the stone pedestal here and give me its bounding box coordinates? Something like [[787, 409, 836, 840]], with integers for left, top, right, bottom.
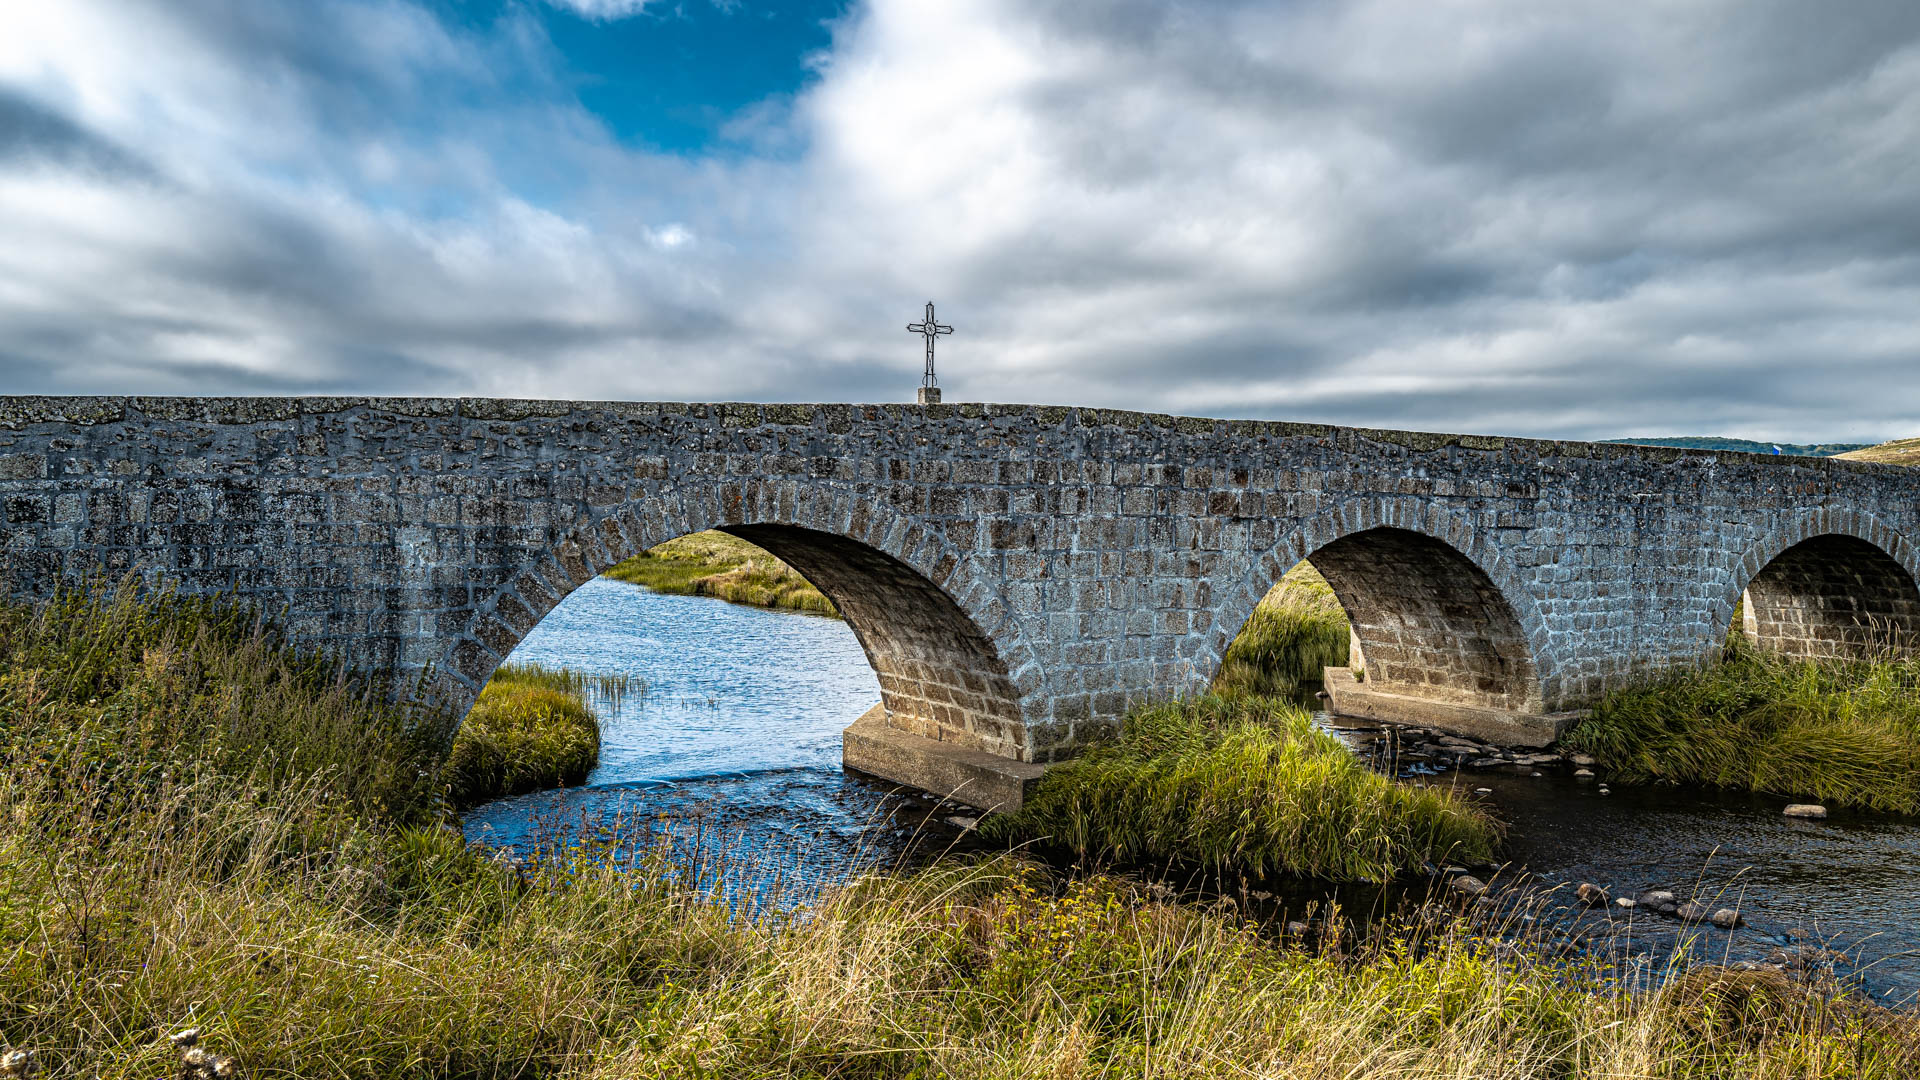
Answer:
[[917, 386, 942, 405], [842, 704, 1046, 812], [1322, 667, 1585, 747]]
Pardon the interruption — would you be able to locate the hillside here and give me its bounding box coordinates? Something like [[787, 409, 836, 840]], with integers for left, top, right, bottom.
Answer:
[[1605, 436, 1869, 457], [1837, 438, 1920, 466]]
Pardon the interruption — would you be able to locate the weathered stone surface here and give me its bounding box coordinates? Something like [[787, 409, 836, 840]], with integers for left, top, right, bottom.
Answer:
[[4, 396, 1920, 771]]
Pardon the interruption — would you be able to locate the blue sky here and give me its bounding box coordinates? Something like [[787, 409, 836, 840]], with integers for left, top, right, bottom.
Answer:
[[2, 1, 1920, 441], [426, 0, 847, 153]]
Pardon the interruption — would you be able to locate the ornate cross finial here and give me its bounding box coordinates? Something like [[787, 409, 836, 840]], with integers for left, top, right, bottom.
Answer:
[[907, 301, 952, 401]]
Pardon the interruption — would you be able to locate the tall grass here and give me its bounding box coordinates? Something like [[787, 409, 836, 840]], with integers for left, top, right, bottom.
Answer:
[[1567, 638, 1920, 813], [0, 582, 450, 826], [4, 587, 1916, 1077], [1214, 561, 1351, 698], [443, 663, 617, 808], [605, 530, 837, 616], [983, 696, 1498, 880]]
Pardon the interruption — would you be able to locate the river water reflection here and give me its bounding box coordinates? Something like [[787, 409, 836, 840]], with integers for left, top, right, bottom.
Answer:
[[463, 575, 1919, 1005]]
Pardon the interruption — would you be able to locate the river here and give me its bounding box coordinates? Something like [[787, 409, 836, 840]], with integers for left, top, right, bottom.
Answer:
[[462, 575, 1919, 1005]]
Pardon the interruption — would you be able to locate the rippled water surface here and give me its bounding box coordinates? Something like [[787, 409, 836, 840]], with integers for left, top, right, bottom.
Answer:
[[464, 576, 1920, 1003]]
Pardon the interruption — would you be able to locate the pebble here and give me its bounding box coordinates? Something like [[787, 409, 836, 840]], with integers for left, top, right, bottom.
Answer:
[[1783, 804, 1827, 819], [1675, 901, 1711, 923], [1576, 882, 1610, 907], [1569, 753, 1598, 767], [1469, 757, 1505, 768], [1614, 896, 1637, 908], [945, 815, 979, 831], [1711, 908, 1743, 929], [1573, 768, 1595, 778], [1450, 875, 1489, 898], [1473, 787, 1492, 794]]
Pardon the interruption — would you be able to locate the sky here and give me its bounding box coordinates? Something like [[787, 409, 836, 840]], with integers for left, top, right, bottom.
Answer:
[[2, 0, 1919, 441]]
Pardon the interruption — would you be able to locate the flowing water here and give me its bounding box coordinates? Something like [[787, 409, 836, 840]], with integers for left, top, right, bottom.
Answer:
[[463, 575, 1920, 1005]]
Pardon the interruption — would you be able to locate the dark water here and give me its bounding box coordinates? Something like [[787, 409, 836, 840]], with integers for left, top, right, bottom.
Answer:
[[463, 576, 1920, 1004]]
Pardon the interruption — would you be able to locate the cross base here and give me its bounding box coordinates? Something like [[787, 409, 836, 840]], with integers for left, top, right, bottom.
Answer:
[[917, 386, 942, 405]]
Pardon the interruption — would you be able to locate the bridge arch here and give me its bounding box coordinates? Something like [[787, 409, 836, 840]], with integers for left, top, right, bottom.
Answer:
[[439, 481, 1046, 762], [1720, 510, 1920, 661], [1210, 500, 1551, 712]]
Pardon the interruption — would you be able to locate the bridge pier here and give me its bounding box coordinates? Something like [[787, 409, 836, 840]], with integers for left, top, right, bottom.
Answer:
[[1321, 668, 1585, 748], [841, 704, 1047, 812]]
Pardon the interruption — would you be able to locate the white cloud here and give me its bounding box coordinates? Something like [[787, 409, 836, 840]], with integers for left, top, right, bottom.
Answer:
[[2, 0, 1920, 440], [541, 0, 655, 21]]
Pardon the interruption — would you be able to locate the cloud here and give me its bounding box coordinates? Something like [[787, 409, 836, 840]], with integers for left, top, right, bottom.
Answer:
[[541, 0, 654, 20], [1, 0, 1919, 441]]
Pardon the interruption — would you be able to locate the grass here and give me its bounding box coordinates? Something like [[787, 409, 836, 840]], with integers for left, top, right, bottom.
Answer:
[[604, 530, 837, 616], [443, 664, 624, 809], [1566, 638, 1920, 814], [4, 585, 1917, 1077], [982, 696, 1498, 881], [1839, 437, 1920, 466], [1213, 561, 1351, 698]]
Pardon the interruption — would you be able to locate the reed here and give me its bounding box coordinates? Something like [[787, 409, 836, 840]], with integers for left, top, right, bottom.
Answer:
[[1566, 637, 1920, 813], [604, 531, 837, 616], [983, 696, 1498, 880], [1213, 561, 1350, 698]]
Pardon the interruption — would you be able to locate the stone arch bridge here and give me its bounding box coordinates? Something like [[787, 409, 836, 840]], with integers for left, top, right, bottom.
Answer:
[[4, 397, 1918, 808]]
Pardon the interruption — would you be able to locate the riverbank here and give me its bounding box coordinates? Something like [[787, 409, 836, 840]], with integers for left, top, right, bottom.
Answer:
[[605, 530, 836, 615], [1213, 561, 1350, 698], [1566, 640, 1920, 814]]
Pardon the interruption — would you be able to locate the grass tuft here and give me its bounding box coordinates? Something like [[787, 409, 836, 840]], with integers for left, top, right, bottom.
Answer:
[[443, 663, 611, 809], [983, 696, 1498, 881], [604, 531, 837, 616], [1566, 637, 1920, 813]]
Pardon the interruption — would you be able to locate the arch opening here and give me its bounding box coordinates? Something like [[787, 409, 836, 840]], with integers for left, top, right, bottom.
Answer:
[[716, 523, 1028, 760], [1738, 533, 1920, 660], [1304, 527, 1541, 712]]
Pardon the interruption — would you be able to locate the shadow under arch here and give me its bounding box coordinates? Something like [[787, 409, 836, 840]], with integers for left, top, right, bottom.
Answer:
[[1309, 527, 1544, 712], [445, 486, 1036, 762], [1725, 516, 1920, 660], [1209, 503, 1551, 713]]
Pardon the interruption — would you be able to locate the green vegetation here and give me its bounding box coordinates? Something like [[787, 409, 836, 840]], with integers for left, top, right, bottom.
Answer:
[[1839, 437, 1920, 466], [1567, 639, 1920, 814], [605, 529, 837, 615], [984, 696, 1497, 880], [4, 585, 1917, 1077], [1213, 560, 1351, 698], [444, 663, 615, 808], [1608, 436, 1870, 457]]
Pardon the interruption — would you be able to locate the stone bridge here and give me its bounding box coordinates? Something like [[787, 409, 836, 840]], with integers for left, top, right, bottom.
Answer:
[[4, 397, 1918, 808]]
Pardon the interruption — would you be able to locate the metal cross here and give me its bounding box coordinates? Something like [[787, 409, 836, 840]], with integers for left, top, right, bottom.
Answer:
[[906, 301, 953, 390]]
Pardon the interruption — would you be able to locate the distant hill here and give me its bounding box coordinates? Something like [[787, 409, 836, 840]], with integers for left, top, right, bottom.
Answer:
[[1604, 436, 1870, 458], [1837, 438, 1920, 466]]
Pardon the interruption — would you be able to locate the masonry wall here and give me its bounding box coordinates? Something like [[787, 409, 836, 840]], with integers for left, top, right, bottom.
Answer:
[[4, 396, 1920, 763]]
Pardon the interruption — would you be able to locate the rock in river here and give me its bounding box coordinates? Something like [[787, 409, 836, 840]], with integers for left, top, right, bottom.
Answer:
[[1576, 882, 1610, 907], [1711, 908, 1743, 929], [1783, 803, 1828, 819], [1450, 875, 1489, 898]]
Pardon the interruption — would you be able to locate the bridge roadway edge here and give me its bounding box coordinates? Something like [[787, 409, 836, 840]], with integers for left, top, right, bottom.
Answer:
[[6, 396, 1920, 808]]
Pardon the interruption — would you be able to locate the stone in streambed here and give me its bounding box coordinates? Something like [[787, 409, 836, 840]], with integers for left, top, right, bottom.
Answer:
[[1576, 882, 1610, 907], [1711, 908, 1743, 929], [1783, 803, 1827, 819], [1450, 875, 1488, 898], [1675, 901, 1711, 923]]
